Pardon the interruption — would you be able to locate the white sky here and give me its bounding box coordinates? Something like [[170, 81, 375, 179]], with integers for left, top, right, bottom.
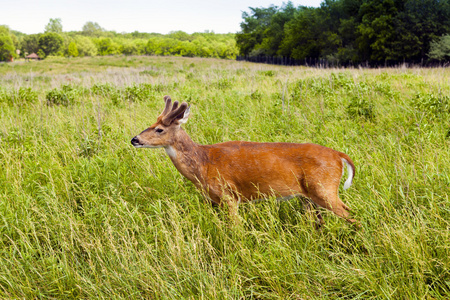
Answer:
[[1, 0, 323, 35]]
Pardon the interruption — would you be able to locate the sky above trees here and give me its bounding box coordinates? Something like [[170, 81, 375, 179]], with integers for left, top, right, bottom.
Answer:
[[1, 0, 322, 35]]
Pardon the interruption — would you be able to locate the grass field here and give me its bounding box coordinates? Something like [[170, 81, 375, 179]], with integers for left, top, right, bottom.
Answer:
[[0, 55, 449, 299]]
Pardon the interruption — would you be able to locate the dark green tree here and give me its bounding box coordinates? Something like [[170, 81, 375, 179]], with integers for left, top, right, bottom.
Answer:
[[279, 7, 329, 59], [235, 5, 278, 56], [21, 34, 41, 55], [257, 2, 296, 56], [39, 32, 63, 56], [391, 0, 450, 61]]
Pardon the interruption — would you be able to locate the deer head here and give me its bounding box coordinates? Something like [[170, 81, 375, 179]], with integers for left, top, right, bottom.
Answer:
[[131, 96, 190, 149]]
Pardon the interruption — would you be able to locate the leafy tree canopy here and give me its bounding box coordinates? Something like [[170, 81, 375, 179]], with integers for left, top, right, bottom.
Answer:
[[236, 0, 450, 64], [45, 18, 63, 33], [39, 32, 63, 56], [0, 34, 16, 61], [82, 22, 104, 37]]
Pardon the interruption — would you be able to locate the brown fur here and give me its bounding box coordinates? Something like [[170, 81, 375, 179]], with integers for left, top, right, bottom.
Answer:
[[131, 96, 357, 224]]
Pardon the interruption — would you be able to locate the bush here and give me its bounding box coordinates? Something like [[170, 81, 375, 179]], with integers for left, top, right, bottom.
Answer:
[[46, 85, 80, 106], [412, 92, 450, 118], [258, 70, 276, 77], [124, 84, 151, 102], [347, 96, 376, 121], [0, 87, 38, 106]]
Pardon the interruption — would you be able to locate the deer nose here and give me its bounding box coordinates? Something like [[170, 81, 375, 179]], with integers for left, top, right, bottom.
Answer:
[[131, 136, 140, 146]]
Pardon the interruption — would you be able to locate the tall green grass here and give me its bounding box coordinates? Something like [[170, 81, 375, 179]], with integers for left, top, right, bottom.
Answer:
[[0, 56, 449, 298]]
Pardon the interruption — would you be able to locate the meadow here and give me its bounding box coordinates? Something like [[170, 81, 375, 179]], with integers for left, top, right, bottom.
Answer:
[[0, 55, 449, 299]]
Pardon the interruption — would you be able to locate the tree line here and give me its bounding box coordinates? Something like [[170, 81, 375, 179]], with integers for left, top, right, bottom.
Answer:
[[236, 0, 450, 65], [0, 19, 238, 61]]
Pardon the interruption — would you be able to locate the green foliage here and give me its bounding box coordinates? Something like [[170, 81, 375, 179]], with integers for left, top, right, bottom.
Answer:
[[39, 32, 64, 56], [44, 18, 63, 33], [82, 21, 104, 37], [0, 34, 15, 61], [257, 70, 276, 77], [412, 92, 450, 118], [46, 85, 81, 106], [145, 34, 238, 59], [346, 96, 376, 121], [124, 84, 152, 102], [10, 21, 237, 60], [21, 34, 41, 55], [429, 35, 450, 60], [237, 0, 450, 64], [67, 41, 78, 57], [74, 35, 97, 57], [0, 87, 38, 105], [36, 49, 46, 59], [95, 37, 121, 56]]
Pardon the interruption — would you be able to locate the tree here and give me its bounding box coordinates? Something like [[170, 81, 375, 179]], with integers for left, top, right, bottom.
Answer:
[[37, 49, 46, 59], [21, 34, 41, 54], [279, 7, 329, 59], [39, 32, 63, 56], [429, 35, 450, 60], [258, 2, 296, 56], [235, 5, 279, 56], [74, 35, 97, 56], [45, 18, 63, 33], [95, 37, 120, 55], [122, 39, 146, 55], [82, 22, 104, 36], [67, 41, 79, 57], [0, 34, 16, 61]]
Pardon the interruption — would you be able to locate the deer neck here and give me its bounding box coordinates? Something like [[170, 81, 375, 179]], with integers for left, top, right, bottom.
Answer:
[[164, 128, 206, 185]]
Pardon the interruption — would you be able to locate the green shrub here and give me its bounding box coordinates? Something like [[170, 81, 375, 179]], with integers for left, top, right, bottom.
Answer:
[[330, 72, 354, 90], [347, 96, 376, 121], [124, 84, 151, 102], [258, 70, 276, 77], [46, 85, 80, 106], [91, 83, 117, 96], [411, 92, 450, 118], [251, 90, 263, 101], [0, 87, 38, 106]]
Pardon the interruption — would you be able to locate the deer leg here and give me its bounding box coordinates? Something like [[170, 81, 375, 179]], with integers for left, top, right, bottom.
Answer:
[[309, 189, 357, 224], [303, 199, 325, 228]]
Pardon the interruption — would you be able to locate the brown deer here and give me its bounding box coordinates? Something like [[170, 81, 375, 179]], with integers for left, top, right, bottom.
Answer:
[[131, 96, 357, 225]]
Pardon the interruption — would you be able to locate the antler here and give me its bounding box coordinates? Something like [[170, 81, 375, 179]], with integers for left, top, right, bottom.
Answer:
[[159, 95, 173, 117], [162, 102, 189, 125], [158, 95, 189, 125]]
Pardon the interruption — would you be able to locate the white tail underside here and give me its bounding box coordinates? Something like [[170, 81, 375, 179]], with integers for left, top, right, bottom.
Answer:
[[342, 158, 354, 190]]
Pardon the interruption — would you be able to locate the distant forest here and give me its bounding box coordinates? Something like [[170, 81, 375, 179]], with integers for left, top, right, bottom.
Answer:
[[236, 0, 450, 65], [2, 1, 450, 66], [0, 20, 238, 61]]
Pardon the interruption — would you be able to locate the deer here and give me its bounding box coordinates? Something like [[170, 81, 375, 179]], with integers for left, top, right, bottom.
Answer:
[[131, 96, 358, 226]]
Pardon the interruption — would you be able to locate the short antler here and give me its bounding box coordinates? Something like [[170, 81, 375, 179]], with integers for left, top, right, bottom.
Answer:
[[161, 101, 189, 125], [159, 95, 173, 118]]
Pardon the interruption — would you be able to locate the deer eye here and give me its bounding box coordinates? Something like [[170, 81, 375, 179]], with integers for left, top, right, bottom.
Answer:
[[155, 128, 164, 133]]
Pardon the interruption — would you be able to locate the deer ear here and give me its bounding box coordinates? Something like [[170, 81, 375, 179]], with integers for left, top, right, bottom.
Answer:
[[177, 106, 190, 124]]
